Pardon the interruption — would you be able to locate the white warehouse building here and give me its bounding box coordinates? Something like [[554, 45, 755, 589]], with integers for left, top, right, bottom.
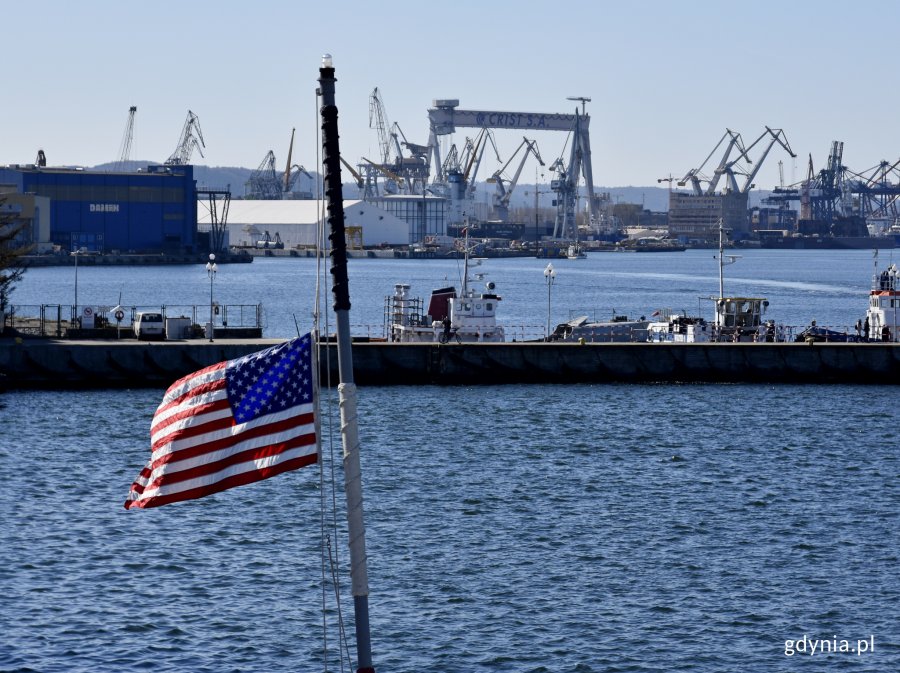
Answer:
[[197, 199, 413, 249]]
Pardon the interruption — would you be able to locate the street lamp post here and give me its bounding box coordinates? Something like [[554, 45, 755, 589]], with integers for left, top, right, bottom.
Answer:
[[543, 262, 556, 340], [73, 248, 79, 325], [206, 253, 218, 342]]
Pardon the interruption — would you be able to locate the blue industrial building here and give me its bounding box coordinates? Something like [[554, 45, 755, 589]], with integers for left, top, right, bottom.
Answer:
[[0, 164, 198, 253]]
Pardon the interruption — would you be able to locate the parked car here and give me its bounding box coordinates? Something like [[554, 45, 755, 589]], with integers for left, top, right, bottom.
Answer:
[[133, 312, 165, 340]]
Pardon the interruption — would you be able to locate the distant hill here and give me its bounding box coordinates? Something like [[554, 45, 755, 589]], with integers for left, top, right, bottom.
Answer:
[[92, 161, 254, 196], [90, 163, 772, 210]]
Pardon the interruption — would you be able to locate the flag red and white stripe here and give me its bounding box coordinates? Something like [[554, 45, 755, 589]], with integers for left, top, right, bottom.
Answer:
[[124, 336, 318, 509]]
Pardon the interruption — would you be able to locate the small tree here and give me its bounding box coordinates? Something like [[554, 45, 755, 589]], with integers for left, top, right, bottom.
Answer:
[[0, 199, 34, 317]]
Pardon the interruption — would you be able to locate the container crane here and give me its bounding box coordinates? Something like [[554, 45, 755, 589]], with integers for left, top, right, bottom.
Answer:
[[165, 110, 205, 165], [489, 137, 544, 222], [115, 106, 137, 172], [852, 158, 900, 226]]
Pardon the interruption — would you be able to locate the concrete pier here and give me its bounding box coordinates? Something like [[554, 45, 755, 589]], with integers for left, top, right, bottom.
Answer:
[[1, 339, 897, 389]]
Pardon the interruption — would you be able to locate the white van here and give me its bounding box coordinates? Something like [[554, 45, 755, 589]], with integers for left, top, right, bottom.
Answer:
[[134, 312, 165, 340]]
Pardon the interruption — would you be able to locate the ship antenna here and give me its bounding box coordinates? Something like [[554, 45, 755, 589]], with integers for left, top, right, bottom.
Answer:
[[462, 218, 470, 297], [718, 217, 725, 302]]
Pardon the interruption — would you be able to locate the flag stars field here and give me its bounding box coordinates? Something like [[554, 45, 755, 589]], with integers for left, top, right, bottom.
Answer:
[[124, 335, 318, 510]]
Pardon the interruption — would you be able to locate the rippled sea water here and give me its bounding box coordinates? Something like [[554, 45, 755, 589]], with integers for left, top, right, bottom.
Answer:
[[1, 383, 897, 672], [8, 248, 887, 339]]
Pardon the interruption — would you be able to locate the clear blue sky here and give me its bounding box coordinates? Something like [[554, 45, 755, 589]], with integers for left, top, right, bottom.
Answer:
[[3, 0, 897, 190]]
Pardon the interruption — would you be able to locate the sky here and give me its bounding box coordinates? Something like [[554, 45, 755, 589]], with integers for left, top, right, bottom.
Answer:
[[3, 0, 898, 191]]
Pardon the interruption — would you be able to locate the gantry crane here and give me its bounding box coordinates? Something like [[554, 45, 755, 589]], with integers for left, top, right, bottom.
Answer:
[[165, 110, 205, 165], [115, 106, 137, 172], [427, 98, 598, 230], [852, 158, 900, 226], [549, 109, 593, 239]]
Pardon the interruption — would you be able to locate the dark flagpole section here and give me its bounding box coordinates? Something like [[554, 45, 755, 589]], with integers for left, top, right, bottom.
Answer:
[[318, 54, 376, 673]]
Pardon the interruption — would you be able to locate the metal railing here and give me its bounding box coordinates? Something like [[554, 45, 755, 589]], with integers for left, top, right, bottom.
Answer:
[[3, 303, 263, 338]]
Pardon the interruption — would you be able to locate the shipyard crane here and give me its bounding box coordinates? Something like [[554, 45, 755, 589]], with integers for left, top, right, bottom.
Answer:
[[279, 128, 315, 196], [369, 88, 403, 167], [441, 144, 461, 178], [367, 87, 429, 194], [283, 128, 297, 193], [363, 157, 405, 192], [285, 164, 313, 194], [549, 109, 593, 239], [706, 130, 751, 194], [165, 110, 205, 165], [245, 150, 282, 199], [115, 106, 137, 172], [727, 127, 795, 193], [678, 129, 749, 195], [678, 127, 794, 195], [461, 128, 501, 194], [339, 155, 365, 196], [489, 137, 544, 222]]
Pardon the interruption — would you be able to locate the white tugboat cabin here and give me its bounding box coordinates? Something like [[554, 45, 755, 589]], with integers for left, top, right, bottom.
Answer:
[[866, 262, 899, 342]]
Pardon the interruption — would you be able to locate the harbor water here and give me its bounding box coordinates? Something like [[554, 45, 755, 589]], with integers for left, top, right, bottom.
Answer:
[[8, 247, 894, 339], [2, 249, 898, 671]]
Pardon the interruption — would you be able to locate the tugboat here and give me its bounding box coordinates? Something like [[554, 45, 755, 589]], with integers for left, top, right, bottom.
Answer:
[[386, 231, 505, 343], [865, 258, 899, 342], [566, 242, 587, 259]]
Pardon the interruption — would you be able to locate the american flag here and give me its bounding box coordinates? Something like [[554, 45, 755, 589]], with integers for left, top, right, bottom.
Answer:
[[125, 335, 318, 509]]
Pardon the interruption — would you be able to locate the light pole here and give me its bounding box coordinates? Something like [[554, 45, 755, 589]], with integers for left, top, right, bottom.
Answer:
[[73, 248, 80, 326], [544, 262, 556, 340], [206, 253, 217, 342]]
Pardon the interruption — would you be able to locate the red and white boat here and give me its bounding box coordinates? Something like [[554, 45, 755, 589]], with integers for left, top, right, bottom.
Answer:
[[866, 261, 899, 342]]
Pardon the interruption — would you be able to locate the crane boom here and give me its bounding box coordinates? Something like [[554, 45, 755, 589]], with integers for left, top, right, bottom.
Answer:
[[490, 137, 544, 220], [369, 88, 393, 166], [340, 156, 364, 189], [740, 127, 795, 192], [283, 128, 295, 192], [115, 106, 137, 171], [165, 110, 205, 165]]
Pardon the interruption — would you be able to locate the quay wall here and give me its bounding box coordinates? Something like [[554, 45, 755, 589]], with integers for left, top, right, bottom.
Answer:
[[1, 340, 898, 389]]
